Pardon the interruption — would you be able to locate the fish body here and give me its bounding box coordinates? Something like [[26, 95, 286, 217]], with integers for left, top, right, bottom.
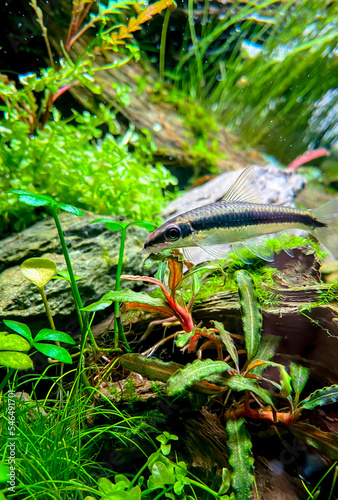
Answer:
[[144, 166, 338, 263]]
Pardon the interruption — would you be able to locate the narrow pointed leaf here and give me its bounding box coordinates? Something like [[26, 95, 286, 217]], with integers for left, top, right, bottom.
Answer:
[[33, 329, 76, 344], [226, 418, 254, 500], [290, 362, 310, 407], [0, 332, 30, 352], [82, 300, 113, 312], [248, 360, 292, 399], [214, 320, 238, 368], [3, 320, 32, 343], [0, 351, 33, 370], [298, 385, 338, 410], [101, 289, 168, 308], [34, 344, 72, 364], [166, 359, 232, 396], [235, 270, 261, 361], [250, 334, 281, 375], [224, 375, 275, 406], [290, 422, 338, 460], [57, 203, 84, 216], [166, 257, 183, 293], [91, 218, 125, 230]]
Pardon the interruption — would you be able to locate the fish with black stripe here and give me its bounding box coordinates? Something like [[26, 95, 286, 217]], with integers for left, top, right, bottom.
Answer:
[[144, 166, 338, 263]]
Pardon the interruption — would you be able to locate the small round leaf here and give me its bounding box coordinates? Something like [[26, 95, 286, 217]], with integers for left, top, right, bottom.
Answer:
[[21, 258, 56, 288]]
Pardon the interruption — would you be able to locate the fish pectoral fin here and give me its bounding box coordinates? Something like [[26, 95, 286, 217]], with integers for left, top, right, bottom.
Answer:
[[182, 246, 215, 264], [275, 231, 294, 258], [232, 235, 275, 263], [191, 231, 232, 260], [222, 165, 262, 204]]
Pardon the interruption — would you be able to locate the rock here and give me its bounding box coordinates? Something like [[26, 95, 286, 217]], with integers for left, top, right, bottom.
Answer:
[[0, 211, 149, 324], [162, 163, 305, 218]]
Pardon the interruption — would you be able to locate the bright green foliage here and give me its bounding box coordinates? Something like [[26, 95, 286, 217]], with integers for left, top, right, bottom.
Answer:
[[85, 476, 141, 500], [3, 115, 176, 233], [290, 362, 310, 407], [2, 320, 76, 366], [0, 331, 33, 370], [298, 385, 338, 411], [235, 270, 261, 361], [166, 359, 232, 396], [226, 418, 254, 500]]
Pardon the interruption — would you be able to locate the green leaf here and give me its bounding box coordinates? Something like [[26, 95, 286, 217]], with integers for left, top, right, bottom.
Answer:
[[8, 190, 53, 207], [147, 461, 175, 489], [0, 462, 10, 483], [223, 374, 275, 406], [34, 329, 76, 345], [0, 331, 31, 351], [166, 359, 231, 396], [82, 300, 113, 312], [3, 320, 32, 343], [120, 353, 183, 383], [214, 321, 238, 368], [252, 360, 292, 399], [226, 418, 254, 500], [102, 290, 167, 308], [235, 270, 261, 361], [250, 334, 281, 375], [218, 468, 231, 495], [57, 203, 84, 216], [290, 422, 338, 460], [0, 351, 33, 370], [54, 270, 83, 282], [131, 220, 157, 231], [34, 343, 72, 364], [298, 385, 338, 410], [21, 257, 56, 288], [290, 362, 310, 407], [91, 218, 125, 231]]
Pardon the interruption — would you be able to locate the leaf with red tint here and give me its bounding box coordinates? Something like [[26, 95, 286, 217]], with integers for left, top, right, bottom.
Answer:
[[286, 148, 329, 170], [122, 274, 170, 300], [166, 256, 183, 296], [124, 302, 173, 317]]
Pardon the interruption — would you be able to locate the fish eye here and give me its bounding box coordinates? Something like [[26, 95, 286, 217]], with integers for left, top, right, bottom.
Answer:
[[164, 225, 181, 241]]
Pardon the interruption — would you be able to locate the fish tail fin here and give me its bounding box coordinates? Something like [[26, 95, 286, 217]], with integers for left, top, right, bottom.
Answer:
[[311, 199, 338, 258]]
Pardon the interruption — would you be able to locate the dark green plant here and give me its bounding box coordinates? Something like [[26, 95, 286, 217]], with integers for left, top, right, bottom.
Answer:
[[1, 0, 178, 234], [0, 320, 75, 393]]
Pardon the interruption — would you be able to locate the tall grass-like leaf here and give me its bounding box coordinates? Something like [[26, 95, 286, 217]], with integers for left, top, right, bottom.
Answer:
[[226, 418, 254, 500], [290, 362, 310, 407], [235, 270, 261, 361], [298, 385, 338, 410], [166, 359, 231, 396], [214, 320, 239, 369]]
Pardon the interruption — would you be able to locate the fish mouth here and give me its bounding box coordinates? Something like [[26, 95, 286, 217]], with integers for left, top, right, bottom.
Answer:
[[144, 242, 168, 254]]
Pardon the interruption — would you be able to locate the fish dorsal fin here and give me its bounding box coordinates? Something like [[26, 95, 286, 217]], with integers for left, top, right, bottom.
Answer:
[[222, 166, 262, 204]]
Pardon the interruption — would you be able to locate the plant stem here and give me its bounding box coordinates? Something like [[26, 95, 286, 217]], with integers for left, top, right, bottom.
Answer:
[[50, 207, 98, 350], [114, 226, 131, 351], [39, 286, 56, 330], [159, 7, 171, 80]]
